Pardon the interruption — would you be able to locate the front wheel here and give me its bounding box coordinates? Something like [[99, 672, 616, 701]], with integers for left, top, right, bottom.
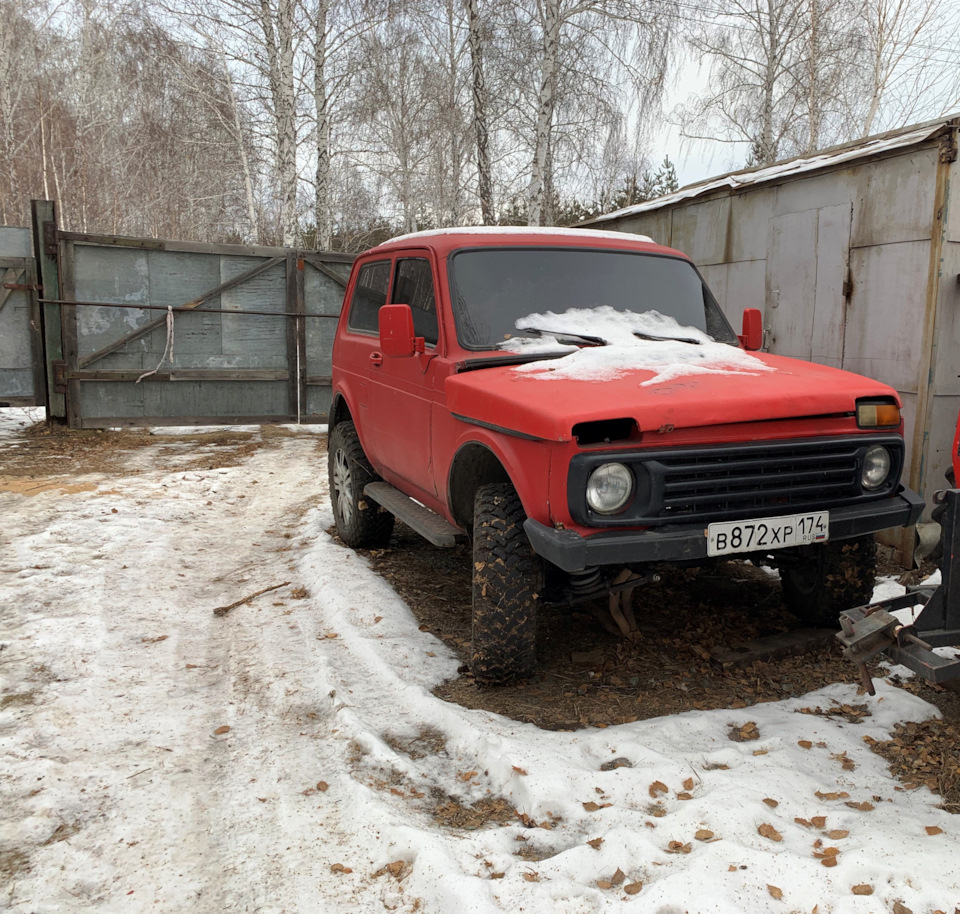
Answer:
[[779, 535, 877, 627], [327, 420, 394, 548], [470, 483, 541, 685]]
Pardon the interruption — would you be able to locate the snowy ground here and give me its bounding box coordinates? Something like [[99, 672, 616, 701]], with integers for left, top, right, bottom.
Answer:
[[1, 408, 958, 913]]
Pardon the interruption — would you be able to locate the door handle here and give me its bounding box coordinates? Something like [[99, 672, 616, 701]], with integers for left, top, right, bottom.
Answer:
[[370, 351, 383, 367]]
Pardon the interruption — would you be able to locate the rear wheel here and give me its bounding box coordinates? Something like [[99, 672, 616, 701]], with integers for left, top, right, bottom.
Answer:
[[328, 420, 394, 548], [779, 535, 877, 627], [470, 483, 541, 685]]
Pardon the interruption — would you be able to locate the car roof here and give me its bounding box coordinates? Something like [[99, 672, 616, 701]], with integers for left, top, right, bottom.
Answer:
[[365, 226, 683, 259]]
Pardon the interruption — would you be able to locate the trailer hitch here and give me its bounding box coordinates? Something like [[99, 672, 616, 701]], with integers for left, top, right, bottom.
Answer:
[[835, 488, 960, 693]]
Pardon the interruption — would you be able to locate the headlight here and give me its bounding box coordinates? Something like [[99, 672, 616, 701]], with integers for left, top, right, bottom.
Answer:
[[857, 400, 900, 428], [861, 445, 891, 489], [586, 463, 634, 514]]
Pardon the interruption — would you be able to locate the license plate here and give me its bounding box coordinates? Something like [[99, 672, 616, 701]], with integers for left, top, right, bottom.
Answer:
[[706, 511, 829, 557]]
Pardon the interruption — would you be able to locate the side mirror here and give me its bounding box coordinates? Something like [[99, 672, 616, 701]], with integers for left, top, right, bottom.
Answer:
[[379, 304, 424, 357], [739, 308, 763, 351]]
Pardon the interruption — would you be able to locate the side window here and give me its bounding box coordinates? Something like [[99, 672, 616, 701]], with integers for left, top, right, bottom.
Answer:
[[392, 258, 438, 346], [347, 260, 391, 333]]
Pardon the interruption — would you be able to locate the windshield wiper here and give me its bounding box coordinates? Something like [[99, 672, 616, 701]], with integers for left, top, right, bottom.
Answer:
[[633, 331, 702, 345], [515, 327, 606, 346]]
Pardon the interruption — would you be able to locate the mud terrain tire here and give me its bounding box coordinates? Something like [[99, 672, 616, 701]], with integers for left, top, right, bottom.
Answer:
[[328, 420, 394, 548], [779, 535, 877, 627], [470, 483, 541, 685]]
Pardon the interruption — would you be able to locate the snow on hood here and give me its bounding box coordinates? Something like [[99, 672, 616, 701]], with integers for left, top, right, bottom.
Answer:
[[507, 307, 774, 386]]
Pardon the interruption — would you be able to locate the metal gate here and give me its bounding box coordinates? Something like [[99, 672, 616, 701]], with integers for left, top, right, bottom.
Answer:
[[32, 201, 352, 428], [0, 226, 45, 406]]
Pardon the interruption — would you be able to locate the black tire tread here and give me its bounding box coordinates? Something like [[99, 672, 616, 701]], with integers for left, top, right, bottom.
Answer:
[[328, 420, 394, 548], [471, 483, 540, 684], [780, 534, 877, 627]]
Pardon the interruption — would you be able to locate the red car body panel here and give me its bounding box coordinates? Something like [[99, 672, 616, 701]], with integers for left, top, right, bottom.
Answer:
[[331, 228, 918, 552]]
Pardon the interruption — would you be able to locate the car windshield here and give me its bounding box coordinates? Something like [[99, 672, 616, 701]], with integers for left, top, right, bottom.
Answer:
[[448, 247, 738, 350]]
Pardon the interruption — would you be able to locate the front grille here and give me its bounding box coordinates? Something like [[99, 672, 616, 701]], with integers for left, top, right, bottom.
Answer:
[[655, 441, 863, 519], [568, 436, 904, 527]]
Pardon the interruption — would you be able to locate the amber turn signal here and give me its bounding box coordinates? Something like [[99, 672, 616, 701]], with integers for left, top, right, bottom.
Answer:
[[856, 401, 900, 428]]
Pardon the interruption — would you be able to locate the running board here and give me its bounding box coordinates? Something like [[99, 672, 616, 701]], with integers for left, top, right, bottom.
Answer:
[[363, 482, 467, 548]]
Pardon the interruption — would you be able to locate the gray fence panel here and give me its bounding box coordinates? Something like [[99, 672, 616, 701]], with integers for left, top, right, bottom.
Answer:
[[61, 234, 351, 427], [0, 227, 43, 406]]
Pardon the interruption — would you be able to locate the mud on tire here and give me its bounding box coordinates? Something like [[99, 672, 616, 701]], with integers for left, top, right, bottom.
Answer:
[[470, 483, 541, 685], [779, 534, 877, 627], [328, 420, 394, 548]]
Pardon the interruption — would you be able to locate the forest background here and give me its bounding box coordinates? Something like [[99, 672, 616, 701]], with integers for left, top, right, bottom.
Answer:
[[2, 0, 959, 252]]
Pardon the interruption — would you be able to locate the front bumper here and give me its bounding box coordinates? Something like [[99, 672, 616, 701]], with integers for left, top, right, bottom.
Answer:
[[524, 486, 925, 573]]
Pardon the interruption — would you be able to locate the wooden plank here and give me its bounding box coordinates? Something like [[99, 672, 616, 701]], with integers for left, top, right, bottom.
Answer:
[[25, 259, 46, 408], [60, 231, 357, 263], [60, 240, 82, 428], [77, 255, 285, 369], [306, 375, 333, 385], [79, 414, 327, 429], [0, 266, 23, 311], [285, 253, 300, 420], [0, 256, 29, 268], [32, 200, 65, 419], [68, 369, 288, 382], [301, 253, 350, 288], [710, 628, 837, 670], [295, 257, 307, 418]]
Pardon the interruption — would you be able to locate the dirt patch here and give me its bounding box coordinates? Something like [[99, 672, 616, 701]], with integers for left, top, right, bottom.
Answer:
[[357, 522, 960, 747], [0, 692, 36, 710], [0, 421, 325, 481]]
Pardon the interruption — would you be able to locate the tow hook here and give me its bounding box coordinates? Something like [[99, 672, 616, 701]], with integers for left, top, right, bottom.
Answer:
[[836, 607, 933, 695]]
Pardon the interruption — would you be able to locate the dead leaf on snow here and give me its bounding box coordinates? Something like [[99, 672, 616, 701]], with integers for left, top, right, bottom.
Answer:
[[695, 829, 714, 841], [813, 847, 839, 859], [676, 791, 693, 800], [624, 881, 643, 895], [683, 777, 695, 791], [821, 856, 838, 868], [925, 825, 944, 836], [892, 903, 913, 914], [512, 766, 528, 776], [844, 800, 874, 811], [666, 841, 691, 854], [213, 726, 230, 735], [583, 801, 600, 812], [648, 780, 668, 798], [826, 829, 848, 839], [831, 752, 855, 771], [763, 798, 778, 808], [330, 863, 352, 874], [794, 817, 812, 827], [767, 885, 783, 900], [587, 837, 604, 850], [458, 771, 479, 782], [815, 790, 849, 801], [758, 824, 782, 842], [811, 816, 826, 828], [522, 871, 540, 882], [851, 884, 873, 895], [798, 740, 813, 749], [611, 868, 626, 886], [729, 722, 760, 742], [596, 880, 613, 890]]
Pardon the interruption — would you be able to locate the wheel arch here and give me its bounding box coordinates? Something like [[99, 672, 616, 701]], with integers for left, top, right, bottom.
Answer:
[[329, 393, 353, 430], [447, 441, 512, 532]]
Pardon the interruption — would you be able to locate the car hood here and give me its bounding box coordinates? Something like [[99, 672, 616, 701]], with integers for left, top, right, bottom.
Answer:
[[445, 351, 898, 442]]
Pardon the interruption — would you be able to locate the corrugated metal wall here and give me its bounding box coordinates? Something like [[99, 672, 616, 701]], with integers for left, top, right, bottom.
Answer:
[[595, 139, 957, 509]]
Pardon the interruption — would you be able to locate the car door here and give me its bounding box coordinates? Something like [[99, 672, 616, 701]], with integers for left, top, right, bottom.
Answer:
[[364, 252, 441, 499]]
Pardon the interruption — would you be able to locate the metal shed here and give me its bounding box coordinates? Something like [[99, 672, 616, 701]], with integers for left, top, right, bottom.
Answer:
[[581, 117, 960, 542]]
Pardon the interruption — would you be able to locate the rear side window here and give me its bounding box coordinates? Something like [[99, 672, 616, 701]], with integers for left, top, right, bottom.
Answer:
[[392, 258, 438, 346], [347, 260, 391, 333]]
